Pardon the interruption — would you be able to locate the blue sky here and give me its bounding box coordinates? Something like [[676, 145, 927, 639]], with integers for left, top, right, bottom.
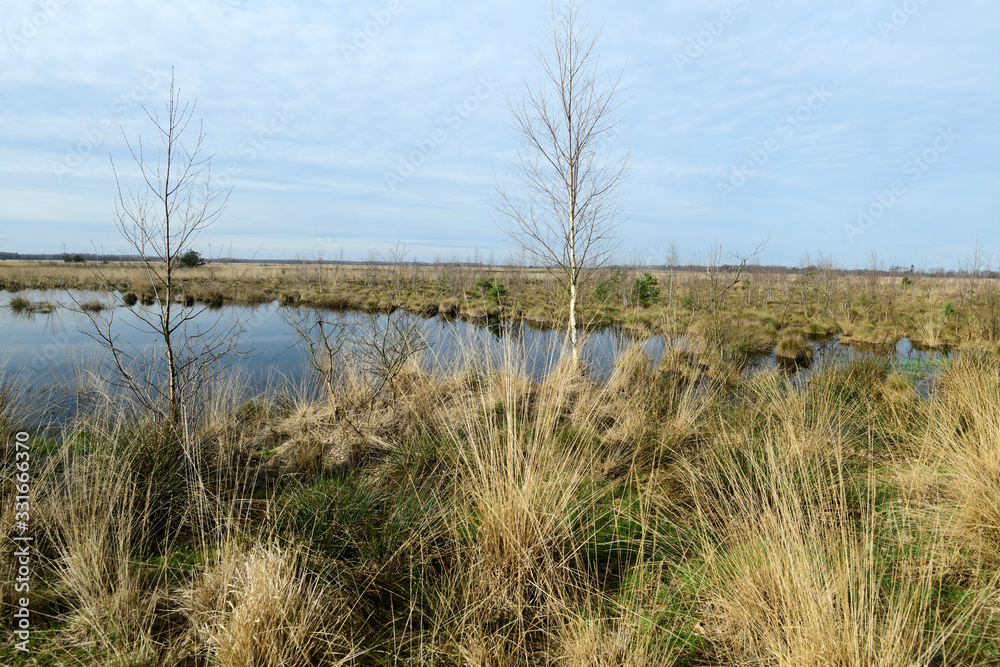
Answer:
[[1, 0, 998, 268]]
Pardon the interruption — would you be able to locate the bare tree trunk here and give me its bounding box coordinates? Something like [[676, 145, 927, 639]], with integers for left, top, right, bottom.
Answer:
[[165, 329, 180, 425], [163, 130, 179, 425], [569, 273, 578, 362], [569, 182, 579, 361]]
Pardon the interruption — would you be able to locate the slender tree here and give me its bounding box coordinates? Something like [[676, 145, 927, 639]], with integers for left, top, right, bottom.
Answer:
[[493, 1, 631, 363], [82, 70, 244, 426]]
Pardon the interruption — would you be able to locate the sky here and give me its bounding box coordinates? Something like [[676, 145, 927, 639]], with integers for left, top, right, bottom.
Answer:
[[1, 0, 998, 269]]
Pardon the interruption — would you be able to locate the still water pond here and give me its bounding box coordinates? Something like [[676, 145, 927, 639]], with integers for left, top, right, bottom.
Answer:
[[1, 290, 948, 422]]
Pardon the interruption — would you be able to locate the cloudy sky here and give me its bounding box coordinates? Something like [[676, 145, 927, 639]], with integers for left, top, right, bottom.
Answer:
[[1, 0, 998, 268]]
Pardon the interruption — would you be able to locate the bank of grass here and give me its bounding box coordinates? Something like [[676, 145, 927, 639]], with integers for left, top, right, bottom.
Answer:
[[2, 340, 1000, 665]]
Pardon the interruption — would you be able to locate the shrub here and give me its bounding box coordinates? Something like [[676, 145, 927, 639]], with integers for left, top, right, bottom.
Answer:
[[596, 268, 623, 301], [476, 277, 508, 304], [943, 301, 956, 318], [631, 272, 659, 306], [178, 250, 203, 268], [436, 273, 450, 294]]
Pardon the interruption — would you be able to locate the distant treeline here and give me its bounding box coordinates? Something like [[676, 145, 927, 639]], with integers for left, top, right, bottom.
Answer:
[[0, 252, 995, 278]]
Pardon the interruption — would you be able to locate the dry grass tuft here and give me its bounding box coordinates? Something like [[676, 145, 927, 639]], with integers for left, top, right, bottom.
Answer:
[[684, 410, 987, 666], [606, 343, 655, 394], [8, 295, 33, 312], [433, 355, 608, 659], [574, 344, 658, 447], [925, 351, 1000, 562], [691, 506, 955, 666], [555, 611, 682, 666], [775, 330, 814, 363], [554, 564, 688, 666], [913, 313, 945, 349], [45, 444, 170, 663], [182, 540, 360, 666]]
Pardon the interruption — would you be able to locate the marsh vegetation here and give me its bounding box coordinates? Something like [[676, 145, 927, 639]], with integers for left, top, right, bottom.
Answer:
[[2, 292, 1000, 664], [4, 254, 999, 353]]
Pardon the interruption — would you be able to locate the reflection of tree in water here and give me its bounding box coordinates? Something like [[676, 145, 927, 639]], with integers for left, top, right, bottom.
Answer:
[[484, 319, 531, 342], [486, 319, 505, 340]]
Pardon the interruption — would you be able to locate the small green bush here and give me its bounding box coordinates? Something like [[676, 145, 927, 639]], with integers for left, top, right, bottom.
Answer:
[[596, 268, 623, 301], [475, 278, 508, 304], [632, 272, 659, 306], [435, 273, 450, 294], [178, 250, 203, 268]]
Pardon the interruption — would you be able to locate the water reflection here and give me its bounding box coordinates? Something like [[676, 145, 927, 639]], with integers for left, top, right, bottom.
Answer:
[[750, 334, 951, 398], [1, 290, 953, 423]]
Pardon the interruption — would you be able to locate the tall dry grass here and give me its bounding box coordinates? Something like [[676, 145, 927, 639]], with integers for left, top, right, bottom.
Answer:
[[681, 371, 985, 665], [925, 350, 1000, 563], [180, 540, 362, 666], [4, 329, 1000, 664], [45, 441, 169, 663]]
